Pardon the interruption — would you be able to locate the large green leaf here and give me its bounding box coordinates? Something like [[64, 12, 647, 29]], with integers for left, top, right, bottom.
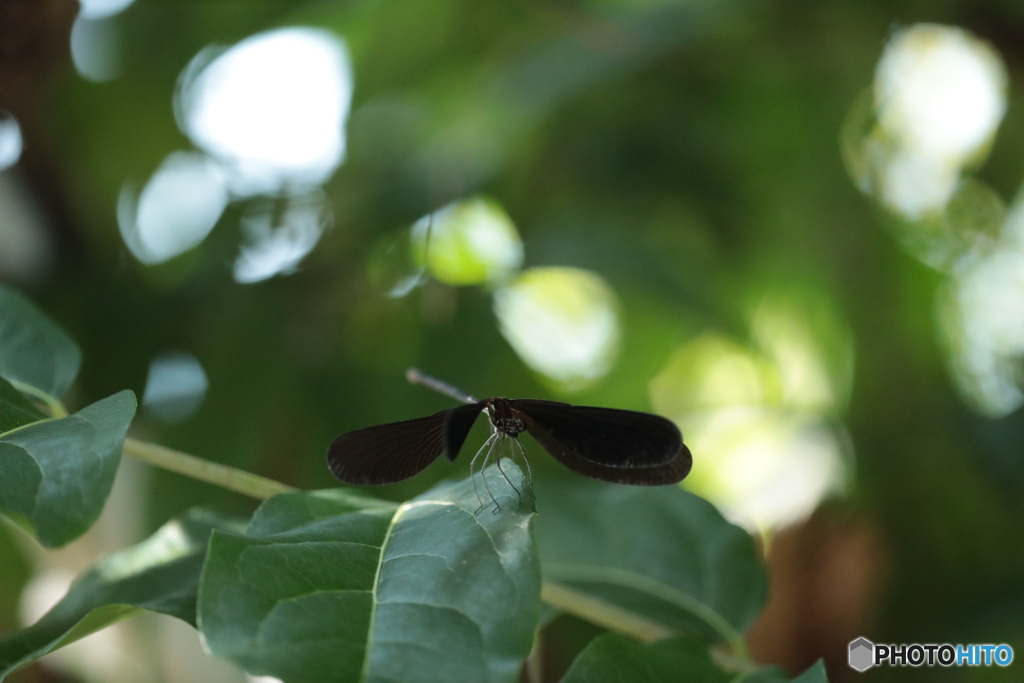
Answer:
[[534, 480, 767, 647], [0, 508, 243, 681], [0, 390, 136, 547], [560, 634, 733, 683], [199, 465, 541, 683], [0, 378, 48, 434], [0, 285, 81, 399], [560, 634, 831, 683]]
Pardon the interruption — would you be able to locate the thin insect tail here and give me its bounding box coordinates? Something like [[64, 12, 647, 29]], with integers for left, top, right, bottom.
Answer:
[[406, 368, 479, 404]]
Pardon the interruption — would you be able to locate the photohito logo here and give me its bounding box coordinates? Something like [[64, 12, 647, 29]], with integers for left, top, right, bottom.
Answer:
[[849, 638, 874, 672], [848, 637, 1014, 671]]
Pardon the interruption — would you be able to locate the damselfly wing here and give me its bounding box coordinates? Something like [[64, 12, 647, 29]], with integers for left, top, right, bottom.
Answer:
[[327, 370, 692, 488], [327, 401, 486, 486]]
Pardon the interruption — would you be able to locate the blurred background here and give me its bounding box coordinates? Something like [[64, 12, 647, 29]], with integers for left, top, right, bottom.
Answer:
[[2, 0, 1024, 680]]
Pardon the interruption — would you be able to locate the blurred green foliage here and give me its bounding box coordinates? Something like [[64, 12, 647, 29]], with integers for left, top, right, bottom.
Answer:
[[3, 0, 1024, 680]]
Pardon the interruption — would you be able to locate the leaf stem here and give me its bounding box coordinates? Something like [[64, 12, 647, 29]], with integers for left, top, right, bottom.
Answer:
[[541, 581, 674, 644], [10, 380, 68, 418], [716, 648, 760, 677], [0, 417, 57, 440], [118, 437, 751, 661], [23, 386, 753, 660], [544, 563, 751, 660], [122, 437, 297, 500], [524, 633, 543, 683]]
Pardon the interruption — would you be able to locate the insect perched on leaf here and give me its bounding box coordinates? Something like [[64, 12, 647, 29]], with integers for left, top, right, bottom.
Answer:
[[327, 368, 692, 511]]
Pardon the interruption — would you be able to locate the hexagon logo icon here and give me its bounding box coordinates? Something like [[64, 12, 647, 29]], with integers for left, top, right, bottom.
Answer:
[[849, 637, 874, 672]]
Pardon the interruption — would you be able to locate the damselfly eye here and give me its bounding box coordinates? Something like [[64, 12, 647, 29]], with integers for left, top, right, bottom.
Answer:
[[495, 417, 525, 436]]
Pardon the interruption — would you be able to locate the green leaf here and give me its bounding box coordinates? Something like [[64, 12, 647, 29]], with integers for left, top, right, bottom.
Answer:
[[0, 285, 81, 399], [0, 508, 243, 681], [538, 602, 561, 629], [0, 390, 136, 547], [534, 480, 767, 648], [745, 660, 830, 683], [792, 661, 829, 683], [0, 377, 48, 434], [560, 634, 732, 683], [0, 522, 31, 626], [199, 465, 541, 683]]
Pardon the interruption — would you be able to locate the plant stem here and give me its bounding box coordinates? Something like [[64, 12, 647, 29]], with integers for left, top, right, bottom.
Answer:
[[524, 632, 543, 683], [122, 437, 297, 500], [10, 380, 68, 418], [541, 581, 674, 644], [545, 564, 751, 660], [120, 436, 750, 660], [37, 386, 726, 651]]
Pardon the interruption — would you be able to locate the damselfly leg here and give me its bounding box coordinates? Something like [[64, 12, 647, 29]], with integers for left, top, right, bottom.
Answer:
[[494, 437, 522, 504], [509, 437, 533, 489], [468, 432, 498, 513], [478, 434, 503, 513]]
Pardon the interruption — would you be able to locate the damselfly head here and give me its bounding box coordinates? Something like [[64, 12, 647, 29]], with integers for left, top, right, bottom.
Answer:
[[491, 415, 526, 437], [485, 398, 526, 437]]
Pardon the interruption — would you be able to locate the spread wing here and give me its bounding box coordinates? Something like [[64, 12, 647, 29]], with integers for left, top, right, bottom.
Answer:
[[327, 402, 486, 485], [509, 399, 691, 485]]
